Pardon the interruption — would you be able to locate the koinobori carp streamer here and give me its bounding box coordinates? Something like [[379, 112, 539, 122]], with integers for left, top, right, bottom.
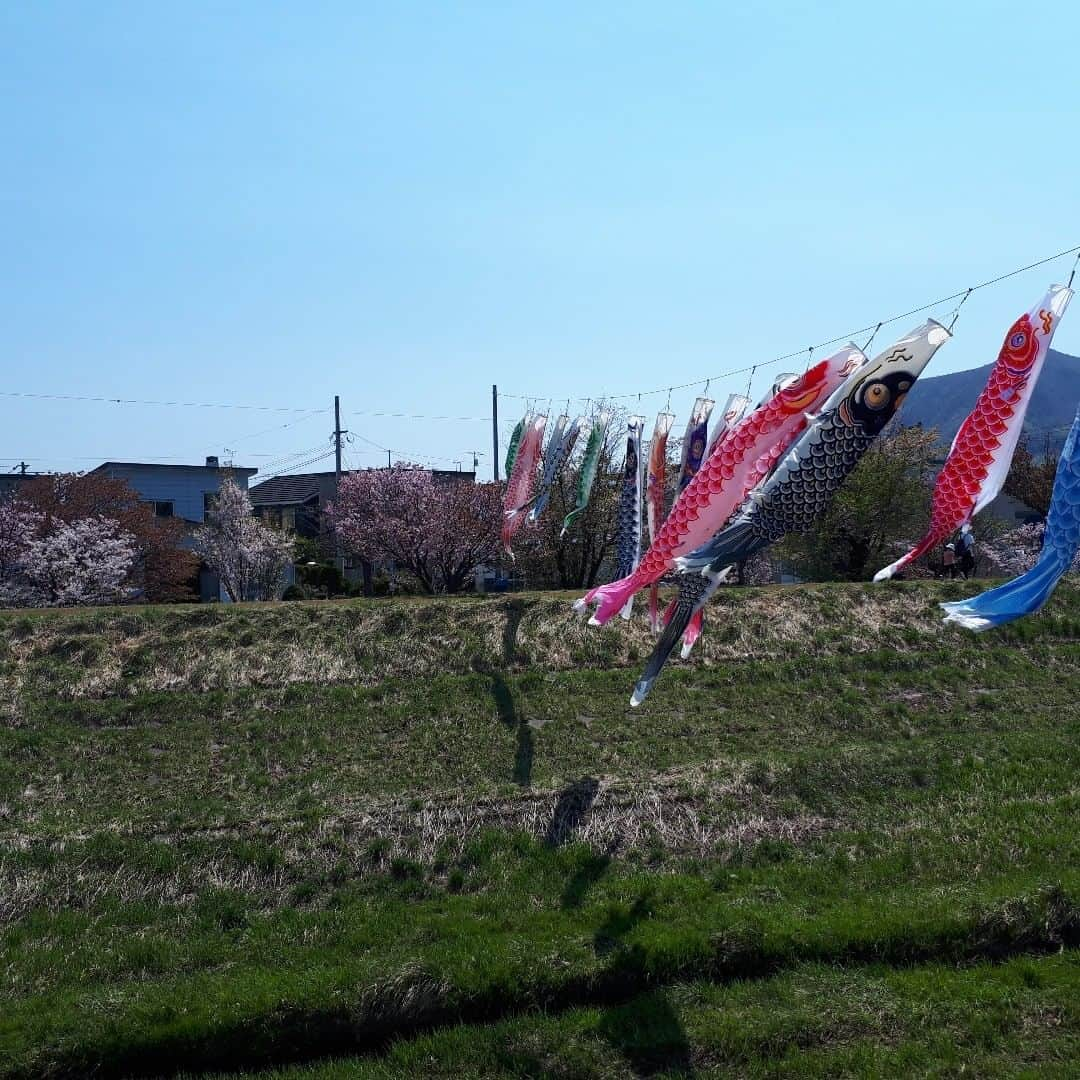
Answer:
[[645, 410, 676, 631], [875, 285, 1073, 582], [529, 414, 581, 523], [630, 320, 951, 705], [941, 405, 1080, 630], [504, 415, 527, 479], [677, 396, 715, 492], [705, 394, 752, 459], [501, 412, 547, 556], [561, 412, 608, 537], [612, 416, 645, 616], [575, 346, 866, 628]]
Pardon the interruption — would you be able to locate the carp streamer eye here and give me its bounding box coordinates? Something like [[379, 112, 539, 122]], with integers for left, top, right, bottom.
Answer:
[[1010, 331, 1027, 350], [863, 382, 891, 410]]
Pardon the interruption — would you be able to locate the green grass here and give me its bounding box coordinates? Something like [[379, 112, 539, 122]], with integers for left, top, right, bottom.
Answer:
[[1, 582, 1079, 1077]]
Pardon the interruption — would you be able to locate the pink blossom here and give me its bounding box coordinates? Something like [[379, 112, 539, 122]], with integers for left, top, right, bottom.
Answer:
[[195, 479, 293, 601], [19, 516, 137, 606], [328, 465, 502, 594]]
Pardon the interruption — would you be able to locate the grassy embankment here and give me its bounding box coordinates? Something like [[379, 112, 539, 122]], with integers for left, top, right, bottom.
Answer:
[[1, 581, 1079, 1077]]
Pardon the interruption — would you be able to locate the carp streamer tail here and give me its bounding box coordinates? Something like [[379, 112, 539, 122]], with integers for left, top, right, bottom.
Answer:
[[941, 406, 1080, 630]]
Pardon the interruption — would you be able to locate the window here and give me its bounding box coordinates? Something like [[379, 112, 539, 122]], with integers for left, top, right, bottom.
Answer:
[[203, 492, 219, 518], [153, 501, 173, 518]]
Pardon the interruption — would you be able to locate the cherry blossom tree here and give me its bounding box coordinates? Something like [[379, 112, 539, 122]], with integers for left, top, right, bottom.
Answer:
[[0, 498, 42, 586], [19, 516, 137, 606], [329, 465, 502, 594], [980, 522, 1080, 577], [195, 478, 293, 601], [19, 473, 198, 602]]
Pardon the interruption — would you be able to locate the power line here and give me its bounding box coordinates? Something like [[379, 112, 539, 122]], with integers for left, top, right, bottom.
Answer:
[[498, 243, 1080, 403], [0, 391, 488, 424]]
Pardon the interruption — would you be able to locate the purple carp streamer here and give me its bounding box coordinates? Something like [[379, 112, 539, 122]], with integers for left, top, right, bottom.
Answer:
[[528, 414, 581, 524], [677, 396, 715, 492], [630, 320, 951, 705], [501, 413, 547, 557], [876, 285, 1073, 581], [561, 412, 607, 537], [613, 415, 645, 617], [941, 405, 1080, 631], [646, 410, 676, 631]]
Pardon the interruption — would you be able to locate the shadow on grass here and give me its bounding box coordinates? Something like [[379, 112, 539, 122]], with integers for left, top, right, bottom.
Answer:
[[490, 672, 533, 788], [593, 890, 654, 957], [561, 851, 611, 909], [544, 776, 599, 847], [486, 598, 536, 788], [596, 988, 695, 1076]]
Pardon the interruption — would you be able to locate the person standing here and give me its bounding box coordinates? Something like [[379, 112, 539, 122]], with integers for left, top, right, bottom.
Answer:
[[957, 525, 976, 579], [942, 543, 957, 579]]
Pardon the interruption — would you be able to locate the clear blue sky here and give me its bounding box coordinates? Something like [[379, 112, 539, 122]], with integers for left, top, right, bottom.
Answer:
[[3, 2, 1078, 480]]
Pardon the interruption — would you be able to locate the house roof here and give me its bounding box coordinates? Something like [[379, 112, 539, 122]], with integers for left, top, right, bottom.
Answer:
[[91, 462, 258, 477], [249, 474, 324, 507]]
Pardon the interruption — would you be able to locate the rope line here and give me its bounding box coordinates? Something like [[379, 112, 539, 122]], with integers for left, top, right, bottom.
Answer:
[[498, 243, 1080, 403]]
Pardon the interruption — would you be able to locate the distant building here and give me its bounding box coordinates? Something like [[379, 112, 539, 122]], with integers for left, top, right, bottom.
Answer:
[[91, 458, 259, 600], [91, 458, 258, 525]]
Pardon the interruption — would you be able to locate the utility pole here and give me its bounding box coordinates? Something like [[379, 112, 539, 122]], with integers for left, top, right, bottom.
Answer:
[[334, 395, 343, 493], [333, 395, 347, 574], [492, 384, 500, 482], [387, 449, 391, 468]]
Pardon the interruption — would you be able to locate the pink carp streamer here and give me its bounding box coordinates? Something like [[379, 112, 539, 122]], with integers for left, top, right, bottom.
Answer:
[[645, 410, 676, 630], [677, 396, 715, 492], [576, 345, 866, 626], [501, 412, 547, 557], [874, 285, 1073, 582]]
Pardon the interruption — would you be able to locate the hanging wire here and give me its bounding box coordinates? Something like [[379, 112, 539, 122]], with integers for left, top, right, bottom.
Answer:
[[861, 321, 883, 354], [745, 364, 757, 400], [497, 242, 1080, 403], [1068, 251, 1080, 288], [947, 287, 974, 332]]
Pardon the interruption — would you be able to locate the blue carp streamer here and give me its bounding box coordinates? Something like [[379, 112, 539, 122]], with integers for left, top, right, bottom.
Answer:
[[941, 406, 1080, 631]]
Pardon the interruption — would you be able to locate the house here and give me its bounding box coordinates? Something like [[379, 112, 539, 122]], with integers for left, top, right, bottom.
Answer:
[[91, 458, 257, 525], [91, 458, 258, 600], [249, 472, 337, 538]]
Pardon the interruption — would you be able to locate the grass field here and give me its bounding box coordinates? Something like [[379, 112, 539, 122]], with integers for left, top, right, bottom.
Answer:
[[2, 581, 1079, 1077]]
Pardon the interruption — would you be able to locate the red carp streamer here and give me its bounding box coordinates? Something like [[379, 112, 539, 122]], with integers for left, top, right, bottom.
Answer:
[[875, 285, 1073, 581], [501, 412, 547, 557]]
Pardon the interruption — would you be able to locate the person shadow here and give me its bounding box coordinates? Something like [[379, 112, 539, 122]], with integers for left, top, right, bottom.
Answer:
[[484, 597, 536, 788], [543, 776, 600, 847], [595, 988, 695, 1076]]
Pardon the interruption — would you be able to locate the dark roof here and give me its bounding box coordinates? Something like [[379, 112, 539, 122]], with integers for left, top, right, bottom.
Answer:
[[92, 461, 258, 477], [249, 474, 324, 507]]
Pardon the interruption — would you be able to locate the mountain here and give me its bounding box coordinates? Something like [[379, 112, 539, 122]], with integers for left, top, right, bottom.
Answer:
[[899, 349, 1080, 455]]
